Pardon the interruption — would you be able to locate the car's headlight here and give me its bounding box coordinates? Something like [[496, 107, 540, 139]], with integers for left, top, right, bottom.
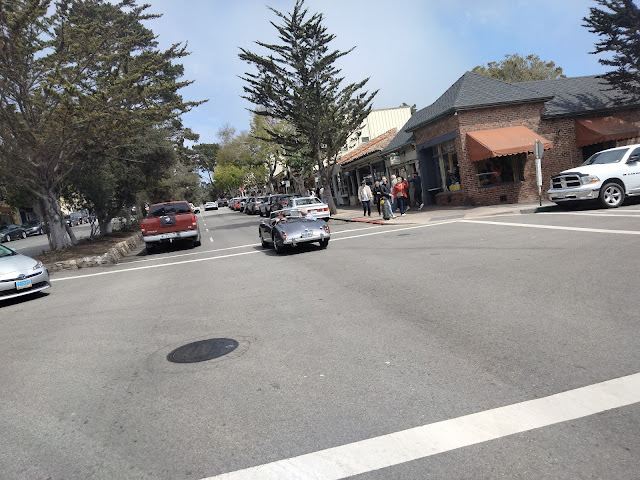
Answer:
[[32, 261, 43, 270], [580, 175, 600, 185]]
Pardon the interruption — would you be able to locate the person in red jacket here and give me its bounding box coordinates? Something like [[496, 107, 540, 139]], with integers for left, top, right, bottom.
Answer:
[[392, 176, 408, 216]]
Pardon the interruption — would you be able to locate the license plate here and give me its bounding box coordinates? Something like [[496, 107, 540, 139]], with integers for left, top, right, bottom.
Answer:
[[301, 230, 312, 238], [16, 279, 32, 290], [166, 232, 178, 238]]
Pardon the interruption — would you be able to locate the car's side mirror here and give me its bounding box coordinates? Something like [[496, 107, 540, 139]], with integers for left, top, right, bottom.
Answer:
[[628, 154, 640, 163]]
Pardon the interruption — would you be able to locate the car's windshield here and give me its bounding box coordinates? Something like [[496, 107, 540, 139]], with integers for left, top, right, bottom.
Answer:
[[149, 202, 191, 217], [0, 244, 16, 257], [291, 198, 320, 206], [582, 148, 628, 166], [24, 220, 40, 227]]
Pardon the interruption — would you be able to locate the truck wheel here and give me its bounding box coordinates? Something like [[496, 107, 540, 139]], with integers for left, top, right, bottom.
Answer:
[[146, 243, 155, 254], [599, 182, 624, 208], [193, 235, 201, 247]]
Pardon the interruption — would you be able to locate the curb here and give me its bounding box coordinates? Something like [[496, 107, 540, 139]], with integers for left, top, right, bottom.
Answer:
[[46, 232, 143, 273], [331, 217, 386, 225]]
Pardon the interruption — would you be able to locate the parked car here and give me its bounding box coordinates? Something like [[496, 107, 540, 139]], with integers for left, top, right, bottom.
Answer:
[[239, 197, 250, 212], [218, 198, 228, 207], [548, 144, 640, 208], [189, 203, 201, 214], [204, 201, 218, 211], [0, 224, 27, 242], [271, 194, 296, 213], [0, 243, 51, 300], [258, 209, 330, 253], [285, 196, 330, 219], [23, 220, 46, 236], [258, 195, 276, 216], [231, 197, 245, 211], [245, 196, 267, 215]]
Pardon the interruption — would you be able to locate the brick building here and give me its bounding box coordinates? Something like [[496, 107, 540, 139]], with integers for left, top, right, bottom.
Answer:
[[391, 72, 640, 207]]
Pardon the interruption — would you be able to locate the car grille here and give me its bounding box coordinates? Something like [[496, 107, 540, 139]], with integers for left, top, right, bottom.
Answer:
[[551, 174, 582, 189], [0, 280, 49, 297], [0, 271, 41, 283]]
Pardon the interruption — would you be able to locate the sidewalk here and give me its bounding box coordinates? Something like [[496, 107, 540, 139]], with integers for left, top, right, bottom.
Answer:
[[331, 200, 556, 225]]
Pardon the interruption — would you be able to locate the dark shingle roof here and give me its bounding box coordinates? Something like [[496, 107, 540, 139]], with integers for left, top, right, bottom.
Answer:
[[404, 72, 551, 132], [515, 75, 640, 117]]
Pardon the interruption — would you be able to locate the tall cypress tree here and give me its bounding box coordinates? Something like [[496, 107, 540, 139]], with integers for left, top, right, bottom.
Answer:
[[584, 0, 640, 95], [239, 0, 377, 214]]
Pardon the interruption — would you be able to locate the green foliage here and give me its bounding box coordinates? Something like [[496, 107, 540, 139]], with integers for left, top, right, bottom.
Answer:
[[472, 54, 565, 82], [0, 0, 204, 248], [192, 143, 220, 183], [213, 163, 245, 196], [583, 0, 640, 95], [238, 0, 377, 206]]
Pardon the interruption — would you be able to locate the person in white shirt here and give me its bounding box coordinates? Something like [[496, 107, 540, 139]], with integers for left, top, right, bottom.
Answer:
[[358, 180, 373, 217]]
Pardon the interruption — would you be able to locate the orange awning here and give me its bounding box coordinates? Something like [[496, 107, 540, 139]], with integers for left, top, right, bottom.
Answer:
[[575, 116, 640, 147], [466, 126, 553, 162]]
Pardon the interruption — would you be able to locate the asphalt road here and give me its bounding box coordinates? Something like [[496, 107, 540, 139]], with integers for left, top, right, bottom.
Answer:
[[1, 205, 639, 479]]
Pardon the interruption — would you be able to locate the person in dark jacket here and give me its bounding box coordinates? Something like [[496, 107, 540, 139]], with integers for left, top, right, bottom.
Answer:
[[408, 171, 424, 210], [380, 176, 395, 219], [372, 181, 383, 216]]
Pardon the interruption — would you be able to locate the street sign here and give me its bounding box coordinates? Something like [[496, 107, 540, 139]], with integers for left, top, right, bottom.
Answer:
[[534, 140, 543, 206], [534, 139, 544, 160]]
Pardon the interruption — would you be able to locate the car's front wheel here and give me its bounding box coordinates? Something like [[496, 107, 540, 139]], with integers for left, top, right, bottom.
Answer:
[[21, 231, 26, 239], [260, 231, 269, 248], [599, 181, 624, 208], [319, 239, 329, 248]]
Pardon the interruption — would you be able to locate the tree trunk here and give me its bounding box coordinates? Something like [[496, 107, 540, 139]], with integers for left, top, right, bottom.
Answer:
[[125, 207, 132, 227], [41, 186, 74, 250], [99, 215, 113, 236]]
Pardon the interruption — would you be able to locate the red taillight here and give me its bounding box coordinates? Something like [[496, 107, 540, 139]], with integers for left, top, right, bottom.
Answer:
[[282, 232, 287, 239], [191, 214, 197, 225]]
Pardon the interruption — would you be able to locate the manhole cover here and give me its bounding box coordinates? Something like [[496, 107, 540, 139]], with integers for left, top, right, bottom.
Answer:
[[167, 338, 239, 364]]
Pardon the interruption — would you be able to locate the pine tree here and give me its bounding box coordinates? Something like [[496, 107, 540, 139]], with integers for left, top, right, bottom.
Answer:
[[584, 0, 640, 95], [239, 0, 377, 214]]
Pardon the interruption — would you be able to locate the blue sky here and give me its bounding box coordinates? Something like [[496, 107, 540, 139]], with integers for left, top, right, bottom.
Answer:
[[144, 0, 610, 145]]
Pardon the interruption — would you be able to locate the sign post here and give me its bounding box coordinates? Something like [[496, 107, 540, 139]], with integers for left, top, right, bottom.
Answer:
[[534, 140, 544, 206]]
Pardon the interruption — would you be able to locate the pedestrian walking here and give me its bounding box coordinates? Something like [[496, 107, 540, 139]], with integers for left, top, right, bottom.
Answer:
[[409, 171, 424, 210], [390, 174, 398, 213], [358, 180, 373, 217], [372, 181, 383, 216], [380, 176, 395, 219], [392, 176, 408, 216]]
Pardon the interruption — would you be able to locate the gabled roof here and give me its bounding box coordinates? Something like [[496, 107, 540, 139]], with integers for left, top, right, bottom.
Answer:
[[404, 72, 551, 132], [515, 75, 640, 117], [380, 118, 414, 154], [338, 129, 397, 166]]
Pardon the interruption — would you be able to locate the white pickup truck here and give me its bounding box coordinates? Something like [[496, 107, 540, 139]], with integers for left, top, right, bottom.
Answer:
[[547, 144, 640, 208]]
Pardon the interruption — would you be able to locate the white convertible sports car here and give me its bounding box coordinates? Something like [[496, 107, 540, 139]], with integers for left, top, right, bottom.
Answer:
[[284, 197, 330, 219]]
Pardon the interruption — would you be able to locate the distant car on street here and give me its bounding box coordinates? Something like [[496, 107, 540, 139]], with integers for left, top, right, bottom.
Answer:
[[258, 209, 330, 253], [204, 201, 218, 211], [285, 196, 330, 219], [0, 224, 27, 242], [245, 196, 267, 215], [0, 243, 51, 300], [23, 220, 46, 236], [218, 198, 228, 207], [189, 203, 201, 214]]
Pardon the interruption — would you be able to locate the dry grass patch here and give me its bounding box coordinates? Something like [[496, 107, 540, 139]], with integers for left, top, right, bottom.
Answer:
[[34, 231, 138, 264]]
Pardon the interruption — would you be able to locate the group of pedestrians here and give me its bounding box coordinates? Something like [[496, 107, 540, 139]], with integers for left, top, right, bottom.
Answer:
[[358, 173, 424, 218]]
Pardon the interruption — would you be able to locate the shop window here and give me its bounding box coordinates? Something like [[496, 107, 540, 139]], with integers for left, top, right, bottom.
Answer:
[[433, 140, 459, 191], [361, 137, 369, 143], [476, 153, 524, 186]]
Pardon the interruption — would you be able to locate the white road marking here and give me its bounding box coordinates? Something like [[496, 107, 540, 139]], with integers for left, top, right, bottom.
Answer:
[[539, 211, 640, 218], [209, 237, 214, 243], [461, 219, 640, 235], [49, 222, 451, 282], [202, 372, 640, 480], [50, 250, 261, 282]]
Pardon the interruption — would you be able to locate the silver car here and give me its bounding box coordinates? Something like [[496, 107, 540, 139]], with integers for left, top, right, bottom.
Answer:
[[258, 209, 330, 253], [0, 244, 51, 301]]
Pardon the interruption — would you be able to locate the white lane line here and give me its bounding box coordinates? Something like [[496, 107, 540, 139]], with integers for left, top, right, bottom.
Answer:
[[202, 372, 640, 480], [539, 212, 640, 218], [50, 251, 261, 282], [206, 228, 210, 232], [50, 222, 453, 282], [332, 221, 457, 242], [209, 237, 214, 243], [461, 219, 640, 235]]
